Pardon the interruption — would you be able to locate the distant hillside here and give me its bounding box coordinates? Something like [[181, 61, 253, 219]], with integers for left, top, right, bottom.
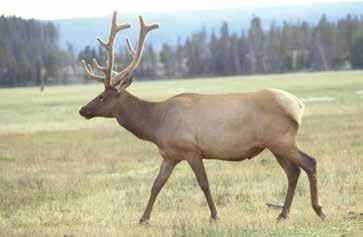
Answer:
[[54, 2, 363, 52]]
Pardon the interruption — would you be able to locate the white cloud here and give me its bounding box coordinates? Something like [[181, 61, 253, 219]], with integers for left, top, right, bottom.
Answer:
[[1, 0, 361, 19]]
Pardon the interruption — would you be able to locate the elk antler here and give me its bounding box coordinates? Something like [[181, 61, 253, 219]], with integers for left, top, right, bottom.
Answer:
[[81, 12, 158, 90], [81, 11, 131, 88], [111, 16, 159, 89]]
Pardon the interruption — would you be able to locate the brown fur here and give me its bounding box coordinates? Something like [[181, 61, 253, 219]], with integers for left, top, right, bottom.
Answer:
[[80, 88, 325, 223], [79, 12, 325, 224]]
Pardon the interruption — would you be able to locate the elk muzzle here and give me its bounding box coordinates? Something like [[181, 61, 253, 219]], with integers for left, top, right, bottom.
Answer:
[[79, 106, 93, 119]]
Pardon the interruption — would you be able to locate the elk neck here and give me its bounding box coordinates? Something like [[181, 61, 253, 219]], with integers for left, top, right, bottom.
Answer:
[[113, 90, 162, 142]]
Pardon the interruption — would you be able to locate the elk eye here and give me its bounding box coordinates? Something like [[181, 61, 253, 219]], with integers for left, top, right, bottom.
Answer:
[[99, 96, 104, 102]]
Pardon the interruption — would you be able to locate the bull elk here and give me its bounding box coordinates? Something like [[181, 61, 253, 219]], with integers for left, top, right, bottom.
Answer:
[[79, 12, 325, 224]]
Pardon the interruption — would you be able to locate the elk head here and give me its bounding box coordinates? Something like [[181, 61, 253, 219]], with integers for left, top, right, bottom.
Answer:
[[79, 12, 159, 119]]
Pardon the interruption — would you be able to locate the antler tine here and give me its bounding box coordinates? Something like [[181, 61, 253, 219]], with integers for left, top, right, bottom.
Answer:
[[112, 16, 159, 89], [139, 15, 160, 34], [81, 12, 131, 88], [81, 60, 105, 82], [101, 11, 131, 88], [128, 16, 159, 72], [92, 58, 107, 72], [125, 37, 135, 56], [96, 37, 109, 49]]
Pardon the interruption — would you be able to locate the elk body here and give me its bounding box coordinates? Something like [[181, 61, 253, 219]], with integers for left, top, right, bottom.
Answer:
[[79, 12, 325, 224]]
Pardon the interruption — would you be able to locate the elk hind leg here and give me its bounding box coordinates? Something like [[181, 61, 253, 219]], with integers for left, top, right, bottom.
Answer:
[[297, 150, 326, 220], [273, 153, 301, 220], [270, 137, 325, 220]]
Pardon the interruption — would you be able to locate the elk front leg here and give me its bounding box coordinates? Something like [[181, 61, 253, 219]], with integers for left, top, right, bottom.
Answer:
[[139, 159, 179, 224], [187, 156, 218, 220]]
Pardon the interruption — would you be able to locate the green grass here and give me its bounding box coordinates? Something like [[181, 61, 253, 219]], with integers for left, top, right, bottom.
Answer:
[[0, 71, 362, 236]]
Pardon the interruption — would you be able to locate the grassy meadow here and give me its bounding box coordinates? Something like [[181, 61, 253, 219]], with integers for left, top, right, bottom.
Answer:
[[0, 71, 362, 236]]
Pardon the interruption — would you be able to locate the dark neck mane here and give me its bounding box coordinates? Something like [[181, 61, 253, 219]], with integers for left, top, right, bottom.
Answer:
[[113, 91, 161, 142]]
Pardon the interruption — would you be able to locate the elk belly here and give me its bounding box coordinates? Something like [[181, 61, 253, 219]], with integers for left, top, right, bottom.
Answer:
[[197, 129, 263, 161], [203, 146, 264, 161]]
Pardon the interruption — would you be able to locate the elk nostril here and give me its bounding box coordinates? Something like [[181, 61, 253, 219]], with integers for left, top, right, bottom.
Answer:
[[79, 107, 88, 116]]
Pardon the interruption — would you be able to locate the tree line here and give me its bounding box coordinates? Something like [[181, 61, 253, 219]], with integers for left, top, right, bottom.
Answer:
[[76, 14, 363, 80], [0, 15, 80, 87], [1, 14, 363, 87]]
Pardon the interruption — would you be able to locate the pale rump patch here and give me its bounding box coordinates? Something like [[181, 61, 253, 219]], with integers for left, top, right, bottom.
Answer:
[[268, 89, 305, 126], [301, 96, 336, 102]]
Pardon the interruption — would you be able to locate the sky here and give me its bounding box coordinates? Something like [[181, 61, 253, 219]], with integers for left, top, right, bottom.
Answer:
[[1, 0, 362, 20]]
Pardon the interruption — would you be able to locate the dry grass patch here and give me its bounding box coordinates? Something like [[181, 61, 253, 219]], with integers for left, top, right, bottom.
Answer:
[[0, 71, 362, 236]]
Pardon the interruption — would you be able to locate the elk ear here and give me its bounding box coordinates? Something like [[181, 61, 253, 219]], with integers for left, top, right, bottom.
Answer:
[[118, 74, 134, 90]]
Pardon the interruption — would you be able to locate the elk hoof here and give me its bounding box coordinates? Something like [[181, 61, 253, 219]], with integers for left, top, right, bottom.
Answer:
[[139, 218, 150, 225], [319, 212, 326, 221], [209, 216, 219, 223], [317, 209, 326, 221], [313, 205, 326, 221], [276, 213, 288, 222]]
